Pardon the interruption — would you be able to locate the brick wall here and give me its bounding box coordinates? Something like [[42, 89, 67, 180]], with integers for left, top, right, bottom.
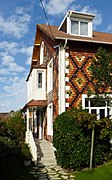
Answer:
[[65, 42, 112, 110]]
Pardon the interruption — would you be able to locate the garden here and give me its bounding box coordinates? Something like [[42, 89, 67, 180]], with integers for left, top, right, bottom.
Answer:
[[0, 111, 35, 180]]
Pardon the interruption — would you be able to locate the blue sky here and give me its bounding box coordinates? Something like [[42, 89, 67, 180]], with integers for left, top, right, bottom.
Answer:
[[0, 0, 112, 112]]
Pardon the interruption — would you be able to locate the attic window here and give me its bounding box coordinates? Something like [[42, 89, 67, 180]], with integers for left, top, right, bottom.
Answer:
[[71, 20, 88, 36], [80, 22, 88, 36]]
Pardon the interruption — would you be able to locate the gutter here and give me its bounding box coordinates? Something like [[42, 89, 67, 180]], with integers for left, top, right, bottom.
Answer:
[[55, 36, 112, 45]]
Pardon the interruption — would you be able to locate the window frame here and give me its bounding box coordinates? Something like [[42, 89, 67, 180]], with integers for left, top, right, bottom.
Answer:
[[82, 94, 112, 120], [71, 18, 89, 37], [37, 71, 43, 89], [47, 58, 53, 93]]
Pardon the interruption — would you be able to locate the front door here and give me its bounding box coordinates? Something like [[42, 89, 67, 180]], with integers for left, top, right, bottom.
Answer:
[[37, 110, 44, 139]]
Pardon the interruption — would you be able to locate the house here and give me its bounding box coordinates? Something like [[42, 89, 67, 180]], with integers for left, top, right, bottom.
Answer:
[[23, 10, 112, 156], [0, 110, 14, 120]]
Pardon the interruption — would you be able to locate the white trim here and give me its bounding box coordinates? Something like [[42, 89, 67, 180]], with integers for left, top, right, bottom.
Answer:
[[65, 60, 69, 67], [66, 94, 69, 99], [70, 18, 91, 37], [65, 68, 69, 73], [40, 41, 44, 65], [55, 37, 112, 45], [47, 58, 53, 93], [66, 103, 69, 107], [58, 45, 66, 114], [82, 94, 112, 120], [65, 86, 70, 91], [37, 70, 45, 90], [58, 10, 95, 31], [65, 52, 69, 58], [39, 111, 42, 139], [58, 11, 69, 30], [47, 103, 53, 136], [65, 77, 69, 82]]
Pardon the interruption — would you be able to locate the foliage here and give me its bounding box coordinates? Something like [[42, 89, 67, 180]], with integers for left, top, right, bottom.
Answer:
[[0, 121, 9, 136], [53, 109, 112, 170], [0, 136, 19, 160], [21, 143, 32, 160], [0, 156, 35, 180], [6, 111, 25, 146], [90, 47, 112, 91], [75, 160, 112, 180]]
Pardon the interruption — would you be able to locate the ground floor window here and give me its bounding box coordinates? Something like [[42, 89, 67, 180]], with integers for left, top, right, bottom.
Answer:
[[82, 94, 112, 119]]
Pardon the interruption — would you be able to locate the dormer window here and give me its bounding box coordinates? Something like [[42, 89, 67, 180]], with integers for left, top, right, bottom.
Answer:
[[80, 22, 88, 36], [58, 10, 95, 38], [71, 20, 88, 36]]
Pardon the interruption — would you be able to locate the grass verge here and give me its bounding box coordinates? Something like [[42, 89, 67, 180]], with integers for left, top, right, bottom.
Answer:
[[74, 160, 112, 180]]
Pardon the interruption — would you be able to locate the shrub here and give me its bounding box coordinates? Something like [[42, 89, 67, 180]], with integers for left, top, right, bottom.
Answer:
[[53, 109, 112, 170], [0, 121, 8, 136], [0, 136, 19, 160], [6, 111, 25, 146], [21, 143, 32, 160]]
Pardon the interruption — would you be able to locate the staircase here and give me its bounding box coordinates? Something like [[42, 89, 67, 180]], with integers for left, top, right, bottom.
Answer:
[[36, 140, 57, 166]]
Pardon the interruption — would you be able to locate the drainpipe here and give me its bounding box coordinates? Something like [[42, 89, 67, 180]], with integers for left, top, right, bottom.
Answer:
[[63, 39, 68, 49]]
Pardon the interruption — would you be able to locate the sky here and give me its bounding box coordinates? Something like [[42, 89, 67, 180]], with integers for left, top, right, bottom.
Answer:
[[0, 0, 112, 112]]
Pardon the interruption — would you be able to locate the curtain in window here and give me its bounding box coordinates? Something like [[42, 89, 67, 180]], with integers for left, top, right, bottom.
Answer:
[[80, 22, 88, 36]]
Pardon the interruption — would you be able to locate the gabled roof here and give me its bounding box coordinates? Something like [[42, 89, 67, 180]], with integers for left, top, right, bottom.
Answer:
[[37, 24, 112, 45]]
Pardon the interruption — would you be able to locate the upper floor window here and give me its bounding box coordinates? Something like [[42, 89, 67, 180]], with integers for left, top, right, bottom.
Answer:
[[40, 41, 44, 65], [47, 59, 53, 93], [38, 72, 42, 88], [71, 20, 88, 36]]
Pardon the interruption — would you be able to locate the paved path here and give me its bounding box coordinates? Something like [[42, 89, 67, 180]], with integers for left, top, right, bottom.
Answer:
[[30, 164, 75, 180], [33, 140, 75, 179]]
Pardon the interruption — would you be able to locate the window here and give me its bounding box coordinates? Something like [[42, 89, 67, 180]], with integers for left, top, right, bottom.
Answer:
[[71, 20, 88, 36], [82, 95, 112, 120], [38, 72, 42, 88], [47, 59, 53, 92], [71, 20, 78, 35], [80, 22, 88, 36], [40, 41, 44, 65]]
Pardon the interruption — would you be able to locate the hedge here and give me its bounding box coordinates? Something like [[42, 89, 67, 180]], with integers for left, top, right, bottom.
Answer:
[[53, 109, 112, 170], [0, 136, 19, 160]]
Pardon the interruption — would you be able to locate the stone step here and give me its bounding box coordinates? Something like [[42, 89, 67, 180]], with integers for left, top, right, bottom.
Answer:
[[36, 140, 57, 166]]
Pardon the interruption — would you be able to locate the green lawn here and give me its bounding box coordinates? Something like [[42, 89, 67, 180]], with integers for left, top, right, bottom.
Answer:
[[0, 157, 38, 180], [74, 161, 112, 180]]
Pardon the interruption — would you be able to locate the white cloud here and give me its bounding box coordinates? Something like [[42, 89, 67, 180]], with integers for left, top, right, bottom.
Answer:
[[0, 41, 19, 55], [21, 46, 33, 64], [42, 0, 74, 15], [0, 76, 27, 112], [107, 25, 112, 33], [0, 77, 7, 83], [2, 55, 14, 66], [81, 6, 102, 29], [9, 63, 26, 72], [0, 68, 10, 75], [41, 1, 102, 29], [1, 55, 26, 73], [0, 7, 31, 39]]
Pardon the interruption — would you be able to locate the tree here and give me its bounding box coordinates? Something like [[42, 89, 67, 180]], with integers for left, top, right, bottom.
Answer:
[[90, 47, 112, 92]]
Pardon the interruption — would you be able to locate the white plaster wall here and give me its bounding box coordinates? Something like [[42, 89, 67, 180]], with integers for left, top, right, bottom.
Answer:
[[27, 69, 46, 102], [47, 103, 53, 136]]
